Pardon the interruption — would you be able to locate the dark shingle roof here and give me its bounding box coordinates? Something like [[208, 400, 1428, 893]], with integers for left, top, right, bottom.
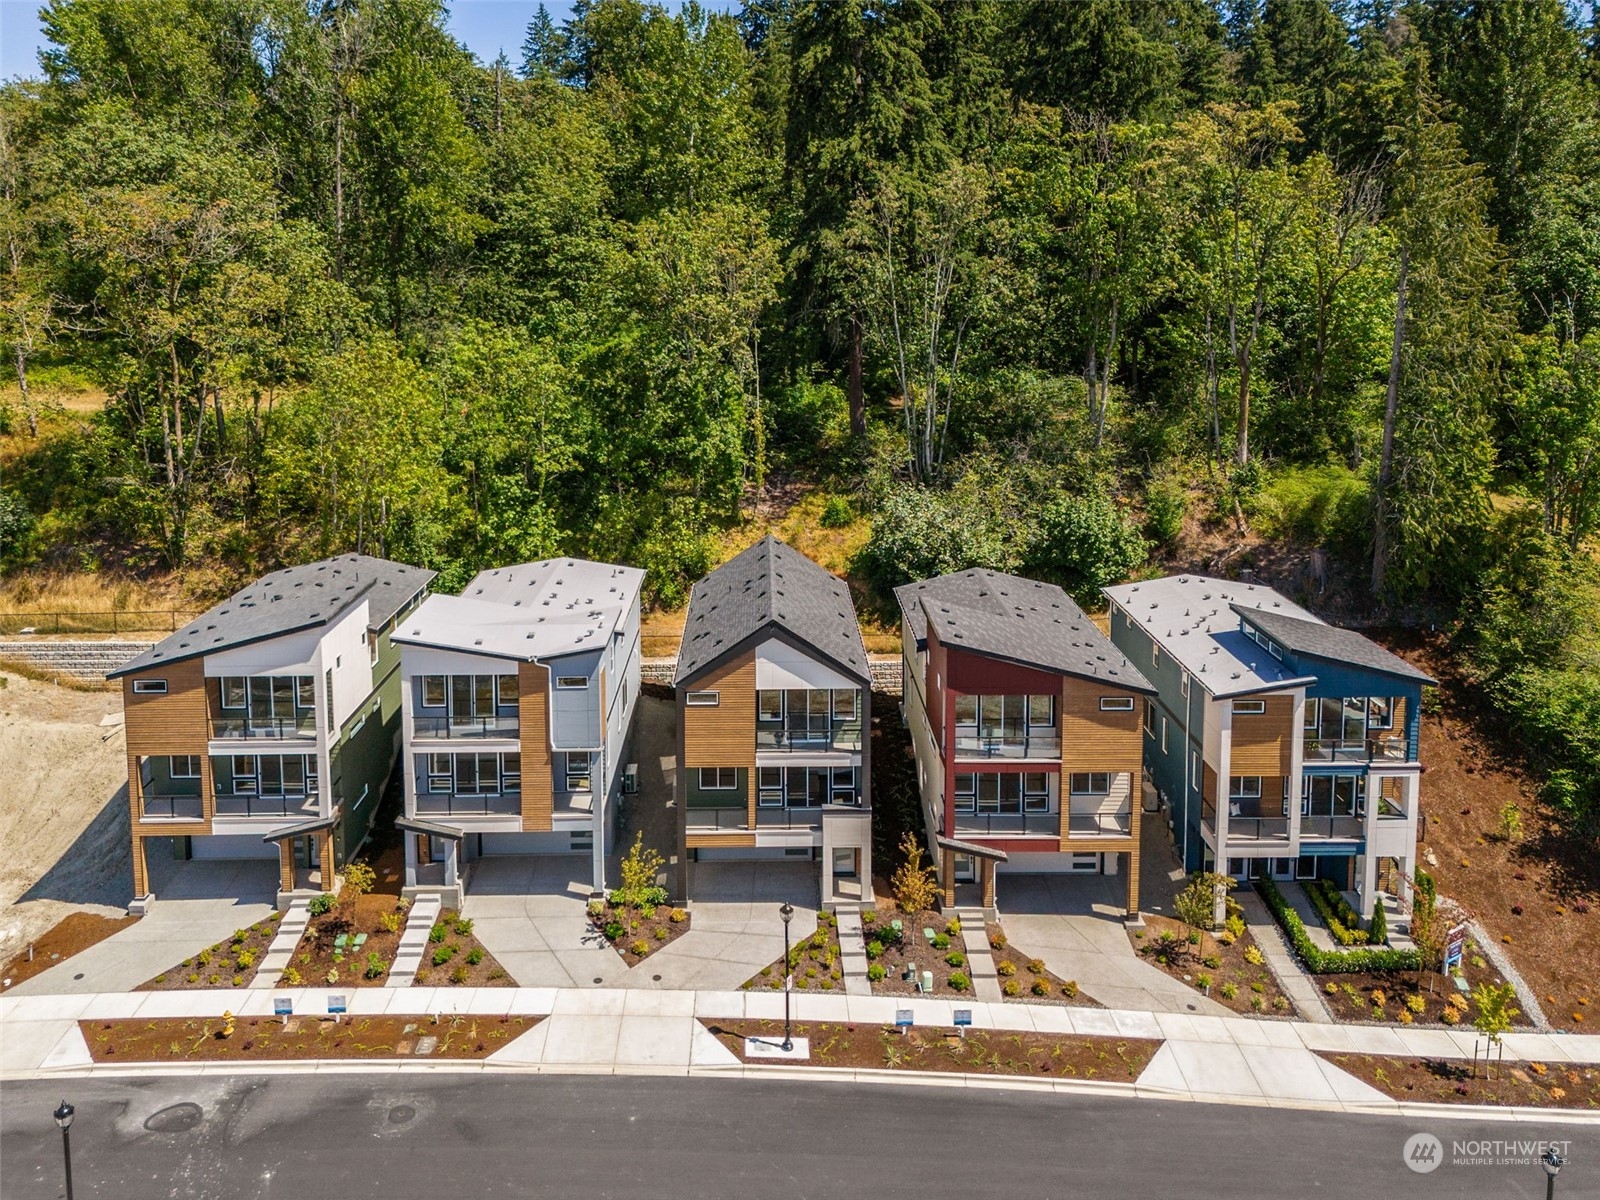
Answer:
[[675, 536, 867, 684], [109, 555, 435, 678], [1229, 604, 1434, 685], [895, 570, 1154, 691]]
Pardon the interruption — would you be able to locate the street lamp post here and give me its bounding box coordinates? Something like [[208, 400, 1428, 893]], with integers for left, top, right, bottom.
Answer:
[[779, 902, 795, 1052], [1542, 1147, 1563, 1200], [52, 1099, 74, 1200]]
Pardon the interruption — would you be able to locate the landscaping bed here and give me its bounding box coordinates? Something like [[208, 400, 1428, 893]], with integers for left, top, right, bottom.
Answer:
[[138, 914, 281, 990], [2, 912, 139, 990], [863, 904, 973, 997], [742, 910, 844, 991], [79, 1014, 537, 1063], [704, 1018, 1161, 1080], [1313, 954, 1534, 1027], [590, 896, 691, 967], [1130, 914, 1298, 1017], [1318, 1052, 1600, 1108], [987, 926, 1100, 1006], [413, 909, 514, 987]]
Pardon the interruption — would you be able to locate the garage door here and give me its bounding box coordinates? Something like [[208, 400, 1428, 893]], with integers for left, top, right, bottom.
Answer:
[[479, 831, 588, 855], [189, 834, 279, 861], [995, 851, 1103, 875]]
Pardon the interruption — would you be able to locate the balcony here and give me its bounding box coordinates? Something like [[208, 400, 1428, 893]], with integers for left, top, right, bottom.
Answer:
[[952, 732, 1062, 760], [687, 806, 747, 832], [140, 794, 203, 821], [756, 726, 863, 753], [214, 792, 319, 819], [412, 714, 520, 740], [1065, 808, 1133, 837], [1302, 735, 1411, 764], [414, 791, 519, 817], [952, 811, 1060, 837], [211, 714, 317, 741], [755, 807, 825, 829], [1300, 814, 1365, 840]]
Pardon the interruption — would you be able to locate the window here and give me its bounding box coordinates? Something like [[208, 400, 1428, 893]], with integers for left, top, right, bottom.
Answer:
[[1229, 776, 1263, 799], [233, 755, 258, 793], [758, 766, 784, 808], [831, 766, 857, 804], [296, 677, 316, 709], [1144, 702, 1156, 737], [758, 690, 783, 721], [699, 767, 738, 790], [421, 676, 446, 708], [501, 753, 521, 793], [556, 676, 588, 690], [685, 690, 719, 706], [132, 679, 167, 695], [1190, 749, 1200, 790], [1023, 772, 1050, 812], [453, 753, 501, 796], [169, 754, 201, 778], [1267, 640, 1283, 660], [220, 678, 247, 709], [958, 772, 1052, 814], [1099, 696, 1134, 712], [1028, 695, 1055, 726], [954, 694, 978, 726], [1069, 772, 1112, 795], [953, 773, 976, 813], [1161, 716, 1169, 753], [1232, 699, 1266, 715], [427, 754, 452, 793], [565, 752, 591, 792], [832, 689, 859, 721], [1367, 697, 1394, 729], [1180, 673, 1190, 699], [496, 674, 519, 705], [1151, 642, 1160, 669]]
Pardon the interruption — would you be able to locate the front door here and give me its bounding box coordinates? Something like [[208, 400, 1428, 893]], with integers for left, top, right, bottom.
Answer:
[[832, 847, 857, 879]]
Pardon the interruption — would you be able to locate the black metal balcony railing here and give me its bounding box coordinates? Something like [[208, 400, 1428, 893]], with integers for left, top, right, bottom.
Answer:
[[1065, 810, 1133, 837], [210, 714, 317, 740], [412, 714, 520, 740], [755, 726, 863, 752], [686, 806, 747, 831], [951, 811, 1060, 837], [1302, 736, 1411, 763], [755, 808, 824, 829], [952, 732, 1062, 760], [414, 792, 519, 817], [1222, 816, 1292, 841], [214, 793, 316, 818], [1300, 815, 1365, 840], [140, 795, 204, 820]]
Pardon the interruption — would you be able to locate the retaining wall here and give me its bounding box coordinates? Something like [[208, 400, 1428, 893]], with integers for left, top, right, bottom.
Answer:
[[0, 640, 150, 681]]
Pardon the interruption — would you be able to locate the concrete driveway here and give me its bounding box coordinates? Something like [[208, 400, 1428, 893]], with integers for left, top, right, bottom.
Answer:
[[628, 861, 819, 990], [461, 856, 619, 988], [4, 859, 276, 996], [995, 873, 1230, 1016]]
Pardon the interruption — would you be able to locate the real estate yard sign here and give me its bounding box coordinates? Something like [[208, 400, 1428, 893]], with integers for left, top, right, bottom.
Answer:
[[1443, 923, 1468, 972]]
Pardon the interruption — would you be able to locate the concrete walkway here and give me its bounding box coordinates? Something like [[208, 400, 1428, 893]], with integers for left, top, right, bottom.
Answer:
[[957, 909, 1003, 1002], [387, 894, 441, 988], [460, 857, 617, 987], [833, 906, 871, 996], [253, 897, 310, 989], [1279, 882, 1343, 953], [7, 985, 1599, 1122], [1236, 892, 1334, 1024]]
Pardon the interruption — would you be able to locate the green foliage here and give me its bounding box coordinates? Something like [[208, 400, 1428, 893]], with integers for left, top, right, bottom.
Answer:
[[889, 833, 938, 915], [818, 495, 853, 529], [1248, 465, 1371, 556], [613, 832, 666, 909], [946, 971, 970, 992], [308, 895, 336, 918], [1303, 876, 1369, 946], [1368, 898, 1388, 947], [1469, 981, 1520, 1043], [1256, 876, 1420, 974], [1173, 872, 1231, 933], [363, 952, 386, 980], [1022, 492, 1147, 604], [340, 861, 376, 903], [1142, 478, 1189, 549]]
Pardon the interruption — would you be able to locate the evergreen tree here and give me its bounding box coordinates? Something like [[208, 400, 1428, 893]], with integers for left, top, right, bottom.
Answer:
[[521, 3, 566, 79]]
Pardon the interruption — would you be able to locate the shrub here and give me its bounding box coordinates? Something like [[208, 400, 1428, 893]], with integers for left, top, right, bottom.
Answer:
[[1441, 1006, 1461, 1025], [1243, 944, 1264, 966], [946, 918, 962, 936], [280, 967, 301, 986], [861, 910, 876, 925], [931, 932, 951, 950], [1220, 982, 1238, 1000], [867, 963, 887, 982], [1031, 978, 1049, 997], [1301, 877, 1367, 946], [995, 960, 1017, 977], [1027, 958, 1045, 975], [450, 964, 470, 984], [1256, 877, 1420, 973], [947, 971, 971, 991], [363, 952, 385, 980], [944, 951, 966, 969], [1022, 492, 1148, 605], [1202, 954, 1222, 970], [668, 908, 687, 923], [616, 832, 666, 909], [818, 494, 854, 528], [185, 973, 200, 984], [340, 860, 376, 902], [865, 940, 884, 960], [1002, 978, 1021, 997], [1173, 872, 1231, 932], [654, 927, 669, 941], [628, 939, 649, 956], [231, 928, 249, 945], [379, 912, 403, 934], [429, 922, 447, 943], [1196, 972, 1213, 991], [604, 921, 626, 941], [453, 918, 475, 936], [197, 950, 212, 967], [986, 928, 1002, 948], [1225, 914, 1246, 940], [1368, 900, 1388, 946], [1405, 993, 1427, 1014], [431, 946, 453, 967], [234, 950, 255, 971], [325, 968, 338, 986]]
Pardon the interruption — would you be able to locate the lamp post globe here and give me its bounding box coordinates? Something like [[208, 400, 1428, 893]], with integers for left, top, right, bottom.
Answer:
[[53, 1099, 75, 1200], [779, 903, 795, 1051], [1542, 1147, 1563, 1200], [53, 1100, 74, 1129]]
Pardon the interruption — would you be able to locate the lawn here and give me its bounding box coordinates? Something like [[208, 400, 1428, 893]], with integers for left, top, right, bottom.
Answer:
[[80, 1014, 537, 1062]]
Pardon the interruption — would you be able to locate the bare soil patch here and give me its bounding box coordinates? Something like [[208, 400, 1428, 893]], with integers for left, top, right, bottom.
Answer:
[[413, 909, 514, 987], [742, 910, 845, 992], [1315, 953, 1532, 1027], [80, 1014, 538, 1063], [1319, 1052, 1600, 1108], [139, 914, 282, 990], [591, 898, 692, 966], [987, 926, 1102, 1006], [1, 912, 138, 989], [1130, 914, 1298, 1017], [705, 1018, 1161, 1080]]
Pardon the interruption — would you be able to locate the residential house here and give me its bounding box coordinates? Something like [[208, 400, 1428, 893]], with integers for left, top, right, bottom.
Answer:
[[1104, 574, 1432, 920], [897, 570, 1156, 919], [674, 536, 873, 907], [109, 555, 434, 909], [391, 558, 643, 904]]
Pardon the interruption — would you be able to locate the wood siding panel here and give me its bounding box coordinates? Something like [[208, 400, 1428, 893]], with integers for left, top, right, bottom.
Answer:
[[1060, 682, 1143, 770], [123, 658, 215, 851], [682, 652, 757, 825], [687, 832, 758, 850], [1230, 695, 1294, 775], [519, 662, 554, 831]]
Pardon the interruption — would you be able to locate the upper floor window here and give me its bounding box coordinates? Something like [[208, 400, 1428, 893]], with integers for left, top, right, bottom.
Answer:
[[1367, 697, 1394, 729], [1099, 696, 1134, 712], [1232, 699, 1266, 715], [757, 688, 859, 728], [1151, 642, 1160, 669], [221, 675, 314, 716], [699, 767, 738, 790], [1228, 775, 1262, 799], [132, 678, 167, 694], [565, 751, 591, 792], [1144, 702, 1156, 737], [556, 676, 589, 690], [1069, 772, 1112, 795], [954, 694, 1056, 740], [169, 754, 201, 778], [955, 772, 1051, 813], [419, 674, 517, 719], [686, 690, 719, 706]]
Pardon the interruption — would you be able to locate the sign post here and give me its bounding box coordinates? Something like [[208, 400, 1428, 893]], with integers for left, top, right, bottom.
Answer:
[[895, 1009, 914, 1037], [327, 994, 347, 1023], [1443, 923, 1468, 974], [953, 1009, 972, 1039], [273, 996, 293, 1026]]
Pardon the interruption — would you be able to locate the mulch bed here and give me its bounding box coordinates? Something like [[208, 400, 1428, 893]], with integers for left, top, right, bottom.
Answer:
[[987, 926, 1102, 1006], [1, 912, 139, 990], [1319, 1051, 1600, 1108], [742, 911, 845, 992], [139, 914, 283, 991], [863, 904, 974, 997], [705, 1018, 1162, 1080], [1314, 955, 1534, 1027], [1130, 914, 1298, 1017], [285, 892, 404, 988], [80, 1014, 538, 1062], [412, 908, 515, 987], [591, 898, 692, 966]]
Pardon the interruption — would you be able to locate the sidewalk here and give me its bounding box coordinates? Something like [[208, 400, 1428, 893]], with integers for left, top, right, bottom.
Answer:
[[6, 985, 1599, 1121]]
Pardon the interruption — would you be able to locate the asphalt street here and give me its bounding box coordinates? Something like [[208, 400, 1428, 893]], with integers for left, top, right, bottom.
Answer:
[[1, 1074, 1594, 1199]]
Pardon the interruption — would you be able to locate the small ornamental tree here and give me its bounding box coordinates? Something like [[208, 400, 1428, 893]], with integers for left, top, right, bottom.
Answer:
[[1368, 899, 1388, 946], [1470, 981, 1520, 1078], [341, 860, 376, 905], [616, 832, 664, 909], [1173, 872, 1232, 933], [1410, 868, 1443, 991], [891, 833, 938, 915]]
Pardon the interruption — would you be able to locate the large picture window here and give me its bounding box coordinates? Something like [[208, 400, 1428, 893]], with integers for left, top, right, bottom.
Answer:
[[756, 765, 857, 807], [957, 772, 1052, 814]]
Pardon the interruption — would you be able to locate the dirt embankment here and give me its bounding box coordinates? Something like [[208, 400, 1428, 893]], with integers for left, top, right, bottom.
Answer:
[[0, 671, 132, 957]]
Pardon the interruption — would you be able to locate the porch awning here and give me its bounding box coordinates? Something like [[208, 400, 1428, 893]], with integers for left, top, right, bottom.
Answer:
[[396, 817, 466, 841], [935, 835, 1009, 863], [261, 814, 339, 843]]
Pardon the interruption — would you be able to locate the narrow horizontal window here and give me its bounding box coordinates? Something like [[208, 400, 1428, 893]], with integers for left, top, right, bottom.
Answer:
[[1099, 696, 1134, 712], [132, 679, 167, 694], [685, 691, 719, 706], [1232, 699, 1266, 715], [556, 676, 589, 690]]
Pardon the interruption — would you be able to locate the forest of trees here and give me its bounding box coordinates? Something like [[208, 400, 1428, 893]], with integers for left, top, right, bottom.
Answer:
[[0, 0, 1597, 826]]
